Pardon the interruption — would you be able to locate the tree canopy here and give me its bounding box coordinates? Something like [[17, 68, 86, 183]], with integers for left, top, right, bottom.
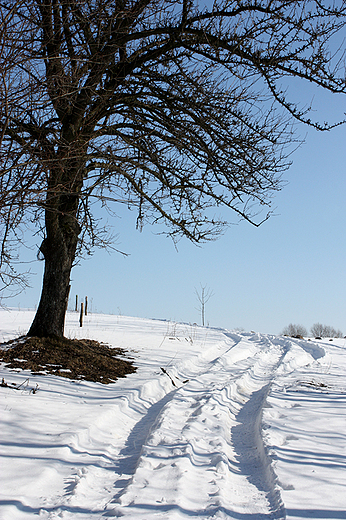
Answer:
[[1, 0, 345, 335]]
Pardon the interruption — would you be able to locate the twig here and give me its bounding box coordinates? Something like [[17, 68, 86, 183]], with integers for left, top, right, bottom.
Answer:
[[160, 367, 176, 387]]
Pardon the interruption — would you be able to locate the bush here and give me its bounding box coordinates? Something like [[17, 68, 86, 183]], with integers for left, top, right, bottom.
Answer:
[[310, 323, 343, 338], [282, 323, 307, 338]]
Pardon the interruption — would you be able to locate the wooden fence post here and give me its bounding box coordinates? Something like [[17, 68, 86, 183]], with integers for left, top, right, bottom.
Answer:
[[75, 295, 78, 312], [85, 296, 88, 316], [80, 302, 84, 327]]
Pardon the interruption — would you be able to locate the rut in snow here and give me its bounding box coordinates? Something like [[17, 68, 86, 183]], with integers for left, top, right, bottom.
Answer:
[[106, 333, 287, 519], [112, 389, 177, 498]]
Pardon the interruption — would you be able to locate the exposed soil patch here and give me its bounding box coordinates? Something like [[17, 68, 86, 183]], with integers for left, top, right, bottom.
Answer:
[[0, 336, 137, 384]]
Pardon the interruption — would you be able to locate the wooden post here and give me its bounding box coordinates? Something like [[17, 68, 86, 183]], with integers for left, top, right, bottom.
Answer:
[[75, 295, 78, 312], [80, 302, 84, 327], [85, 296, 88, 316]]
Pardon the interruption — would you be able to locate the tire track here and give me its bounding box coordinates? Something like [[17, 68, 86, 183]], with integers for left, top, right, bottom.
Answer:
[[107, 333, 287, 519], [44, 337, 236, 519]]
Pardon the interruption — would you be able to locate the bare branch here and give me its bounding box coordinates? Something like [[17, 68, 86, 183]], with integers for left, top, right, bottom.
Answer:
[[1, 0, 345, 335]]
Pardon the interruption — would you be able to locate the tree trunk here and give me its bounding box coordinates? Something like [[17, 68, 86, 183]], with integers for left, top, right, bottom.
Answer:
[[28, 237, 75, 337], [28, 158, 82, 337]]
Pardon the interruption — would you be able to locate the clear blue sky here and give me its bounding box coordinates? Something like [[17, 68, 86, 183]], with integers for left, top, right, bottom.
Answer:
[[8, 81, 346, 336]]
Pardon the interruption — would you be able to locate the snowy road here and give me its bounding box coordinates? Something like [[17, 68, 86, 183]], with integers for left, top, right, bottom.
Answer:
[[110, 334, 286, 519], [1, 310, 346, 520]]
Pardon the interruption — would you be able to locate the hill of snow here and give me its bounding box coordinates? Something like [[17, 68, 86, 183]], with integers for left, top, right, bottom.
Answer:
[[1, 309, 346, 520]]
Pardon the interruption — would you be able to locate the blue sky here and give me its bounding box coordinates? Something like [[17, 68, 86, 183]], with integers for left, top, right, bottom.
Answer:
[[8, 81, 346, 336]]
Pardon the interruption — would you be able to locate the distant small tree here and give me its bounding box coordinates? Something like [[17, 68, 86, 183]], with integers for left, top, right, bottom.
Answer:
[[310, 323, 324, 338], [195, 284, 214, 327], [328, 327, 343, 338], [282, 323, 307, 338], [311, 323, 343, 338]]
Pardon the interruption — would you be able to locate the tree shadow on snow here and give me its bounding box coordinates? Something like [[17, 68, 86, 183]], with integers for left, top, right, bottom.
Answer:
[[103, 502, 284, 518], [286, 509, 346, 519]]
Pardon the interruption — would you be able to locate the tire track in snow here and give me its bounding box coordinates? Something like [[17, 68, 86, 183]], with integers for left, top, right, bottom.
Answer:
[[43, 338, 236, 519], [106, 333, 287, 519], [232, 384, 285, 519], [111, 390, 177, 497]]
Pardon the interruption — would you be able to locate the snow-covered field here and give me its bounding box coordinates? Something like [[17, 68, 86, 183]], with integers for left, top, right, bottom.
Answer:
[[1, 309, 346, 520]]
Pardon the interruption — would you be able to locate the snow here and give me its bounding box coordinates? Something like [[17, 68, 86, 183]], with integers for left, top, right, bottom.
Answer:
[[1, 309, 346, 520]]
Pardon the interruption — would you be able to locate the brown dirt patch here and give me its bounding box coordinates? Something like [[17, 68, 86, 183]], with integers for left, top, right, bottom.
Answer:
[[0, 336, 137, 384]]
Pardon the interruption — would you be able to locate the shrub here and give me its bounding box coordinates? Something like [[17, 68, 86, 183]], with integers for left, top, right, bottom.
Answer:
[[282, 323, 307, 338], [311, 323, 343, 338]]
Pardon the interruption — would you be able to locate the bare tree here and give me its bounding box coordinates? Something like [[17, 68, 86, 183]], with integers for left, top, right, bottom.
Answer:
[[282, 323, 308, 338], [195, 284, 214, 327], [310, 322, 324, 338], [324, 326, 343, 338], [311, 323, 343, 338], [1, 1, 346, 337]]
